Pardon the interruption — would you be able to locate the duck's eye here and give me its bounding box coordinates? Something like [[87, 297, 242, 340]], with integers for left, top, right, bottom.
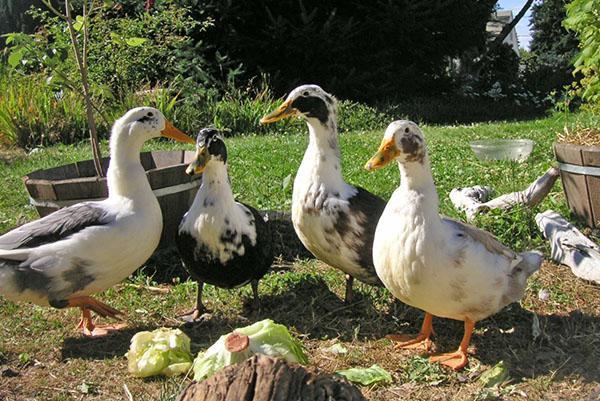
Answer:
[[147, 111, 154, 117], [405, 127, 410, 133], [303, 91, 309, 96]]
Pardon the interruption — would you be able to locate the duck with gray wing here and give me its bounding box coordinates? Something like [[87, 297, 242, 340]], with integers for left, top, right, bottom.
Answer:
[[260, 85, 385, 303], [176, 128, 273, 322], [0, 107, 194, 336]]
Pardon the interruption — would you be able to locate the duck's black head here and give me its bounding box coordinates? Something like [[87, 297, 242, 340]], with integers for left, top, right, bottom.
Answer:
[[186, 128, 228, 176], [260, 84, 336, 126]]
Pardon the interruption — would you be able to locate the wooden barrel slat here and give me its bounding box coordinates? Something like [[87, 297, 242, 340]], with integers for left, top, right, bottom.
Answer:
[[24, 180, 58, 201], [554, 142, 599, 228], [75, 158, 110, 177], [555, 143, 585, 165], [151, 150, 185, 168], [148, 166, 188, 189], [53, 178, 108, 200], [183, 150, 197, 164], [582, 146, 600, 167]]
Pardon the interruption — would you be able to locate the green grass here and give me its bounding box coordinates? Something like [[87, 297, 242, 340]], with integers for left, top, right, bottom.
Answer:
[[1, 111, 600, 401], [2, 110, 598, 240]]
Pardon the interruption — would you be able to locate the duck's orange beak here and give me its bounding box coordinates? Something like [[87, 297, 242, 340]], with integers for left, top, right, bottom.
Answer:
[[161, 121, 195, 144], [365, 137, 400, 171], [260, 99, 297, 124]]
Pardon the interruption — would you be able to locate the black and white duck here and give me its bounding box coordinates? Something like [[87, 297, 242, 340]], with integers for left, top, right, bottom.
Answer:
[[176, 128, 273, 321], [365, 120, 542, 370], [260, 85, 385, 303], [0, 107, 194, 336]]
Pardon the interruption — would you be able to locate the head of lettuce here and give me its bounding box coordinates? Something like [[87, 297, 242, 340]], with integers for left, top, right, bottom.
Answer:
[[126, 328, 193, 378], [193, 319, 308, 381]]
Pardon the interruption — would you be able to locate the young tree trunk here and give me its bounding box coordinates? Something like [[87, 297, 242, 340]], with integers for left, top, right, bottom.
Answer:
[[64, 0, 103, 177], [488, 0, 534, 52]]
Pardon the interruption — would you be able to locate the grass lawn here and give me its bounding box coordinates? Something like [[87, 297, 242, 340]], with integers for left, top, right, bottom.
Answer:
[[1, 111, 599, 400]]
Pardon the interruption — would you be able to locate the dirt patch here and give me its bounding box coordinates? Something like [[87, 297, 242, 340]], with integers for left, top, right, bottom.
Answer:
[[0, 260, 598, 401]]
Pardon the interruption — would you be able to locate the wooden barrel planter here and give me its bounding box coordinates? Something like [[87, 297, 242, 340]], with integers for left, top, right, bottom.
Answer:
[[23, 150, 201, 248], [554, 142, 600, 228]]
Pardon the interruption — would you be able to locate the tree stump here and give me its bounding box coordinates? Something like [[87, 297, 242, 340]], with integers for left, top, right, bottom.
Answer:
[[177, 354, 366, 401]]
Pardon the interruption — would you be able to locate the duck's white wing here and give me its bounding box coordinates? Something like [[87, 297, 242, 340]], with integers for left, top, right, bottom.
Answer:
[[0, 202, 114, 251], [442, 217, 520, 266]]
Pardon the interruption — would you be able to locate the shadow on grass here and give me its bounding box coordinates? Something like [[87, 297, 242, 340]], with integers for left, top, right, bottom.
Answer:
[[244, 273, 410, 341], [60, 272, 599, 384], [61, 325, 155, 360], [400, 303, 600, 383], [60, 316, 253, 361], [474, 306, 600, 383]]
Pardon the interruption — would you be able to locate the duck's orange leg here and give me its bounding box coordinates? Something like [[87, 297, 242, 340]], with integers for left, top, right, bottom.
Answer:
[[69, 296, 127, 337], [429, 318, 474, 371], [387, 312, 434, 352]]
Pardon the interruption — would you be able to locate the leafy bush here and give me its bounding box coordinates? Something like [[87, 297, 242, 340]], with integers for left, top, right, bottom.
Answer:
[[564, 0, 600, 103], [85, 2, 214, 95], [0, 70, 91, 148], [380, 95, 544, 125], [192, 0, 496, 101]]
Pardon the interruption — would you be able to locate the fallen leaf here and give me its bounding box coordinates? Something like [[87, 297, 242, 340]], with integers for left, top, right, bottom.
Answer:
[[336, 364, 393, 386], [325, 343, 348, 355], [478, 361, 509, 388]]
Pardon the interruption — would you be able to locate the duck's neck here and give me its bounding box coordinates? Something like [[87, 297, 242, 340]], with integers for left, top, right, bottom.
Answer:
[[298, 117, 345, 190], [195, 161, 235, 208], [107, 136, 152, 200], [397, 155, 439, 213]]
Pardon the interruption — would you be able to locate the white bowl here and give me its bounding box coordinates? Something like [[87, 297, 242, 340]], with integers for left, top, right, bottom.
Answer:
[[469, 139, 534, 162]]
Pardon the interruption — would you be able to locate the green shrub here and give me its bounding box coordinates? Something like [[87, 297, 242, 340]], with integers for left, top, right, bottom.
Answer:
[[191, 0, 496, 101], [0, 70, 92, 148], [525, 0, 579, 99], [85, 2, 214, 95], [564, 0, 600, 103]]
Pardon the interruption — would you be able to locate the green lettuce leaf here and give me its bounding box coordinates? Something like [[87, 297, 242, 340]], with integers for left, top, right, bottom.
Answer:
[[192, 319, 307, 381], [336, 364, 393, 386], [126, 328, 193, 378], [478, 361, 510, 388]]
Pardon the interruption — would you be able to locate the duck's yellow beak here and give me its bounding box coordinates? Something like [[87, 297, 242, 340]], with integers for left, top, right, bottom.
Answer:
[[185, 146, 208, 176], [365, 137, 400, 171], [161, 121, 195, 144], [260, 99, 297, 124]]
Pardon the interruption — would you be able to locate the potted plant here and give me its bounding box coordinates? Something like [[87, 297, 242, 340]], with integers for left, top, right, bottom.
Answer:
[[9, 0, 199, 247], [553, 0, 600, 228], [554, 128, 600, 228]]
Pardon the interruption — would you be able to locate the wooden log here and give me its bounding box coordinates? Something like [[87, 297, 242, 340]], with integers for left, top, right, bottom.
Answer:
[[535, 210, 600, 284], [177, 354, 366, 401], [449, 185, 494, 221], [450, 167, 559, 221]]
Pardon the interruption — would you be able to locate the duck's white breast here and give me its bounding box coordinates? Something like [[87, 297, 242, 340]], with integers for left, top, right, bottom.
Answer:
[[374, 189, 513, 322]]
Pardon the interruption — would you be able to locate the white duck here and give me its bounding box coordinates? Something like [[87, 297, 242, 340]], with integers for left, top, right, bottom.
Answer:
[[0, 107, 194, 336], [261, 85, 385, 303], [365, 120, 542, 370]]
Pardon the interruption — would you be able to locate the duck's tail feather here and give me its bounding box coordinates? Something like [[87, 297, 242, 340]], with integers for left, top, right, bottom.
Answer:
[[516, 250, 543, 278]]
